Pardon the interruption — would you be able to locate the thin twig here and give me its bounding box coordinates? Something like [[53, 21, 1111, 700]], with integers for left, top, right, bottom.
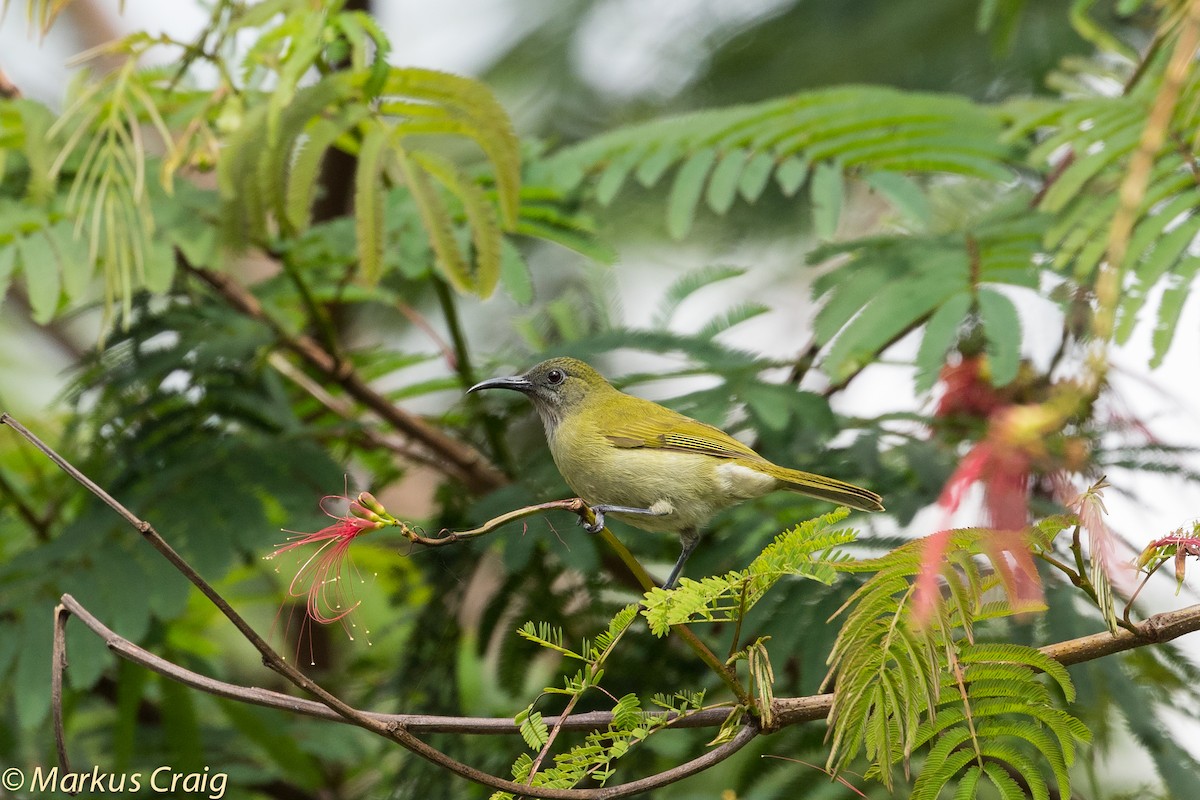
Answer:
[[1122, 563, 1163, 629], [401, 498, 591, 547], [52, 604, 72, 774]]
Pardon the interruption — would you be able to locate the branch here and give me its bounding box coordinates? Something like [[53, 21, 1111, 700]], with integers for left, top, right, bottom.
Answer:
[[399, 498, 593, 547], [53, 591, 1200, 737], [180, 259, 507, 493]]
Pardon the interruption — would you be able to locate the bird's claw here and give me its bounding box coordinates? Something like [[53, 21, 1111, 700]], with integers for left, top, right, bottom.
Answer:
[[583, 507, 606, 534]]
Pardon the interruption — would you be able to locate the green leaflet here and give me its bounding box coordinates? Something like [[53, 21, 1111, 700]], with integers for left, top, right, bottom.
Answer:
[[1150, 256, 1200, 368], [652, 264, 746, 328], [738, 150, 775, 201], [915, 291, 971, 393], [258, 73, 356, 231], [705, 148, 748, 214], [810, 160, 844, 238], [698, 303, 770, 339], [774, 155, 808, 197], [667, 147, 717, 240], [866, 170, 932, 227], [354, 124, 389, 285], [15, 100, 55, 204], [499, 239, 533, 305], [412, 150, 502, 297], [16, 229, 60, 324], [975, 287, 1022, 386], [595, 146, 643, 206], [385, 67, 521, 228], [284, 105, 371, 232]]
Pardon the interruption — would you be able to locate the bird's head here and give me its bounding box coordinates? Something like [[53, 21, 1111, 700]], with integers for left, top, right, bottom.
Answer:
[[468, 357, 613, 430]]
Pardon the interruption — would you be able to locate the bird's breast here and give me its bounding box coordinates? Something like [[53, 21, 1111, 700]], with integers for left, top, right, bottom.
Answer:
[[547, 420, 777, 534]]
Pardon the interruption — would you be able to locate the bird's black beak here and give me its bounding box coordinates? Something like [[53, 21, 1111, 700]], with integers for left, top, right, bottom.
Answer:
[[467, 375, 533, 394]]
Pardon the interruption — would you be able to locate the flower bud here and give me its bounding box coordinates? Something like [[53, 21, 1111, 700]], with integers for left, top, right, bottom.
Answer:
[[357, 491, 386, 514]]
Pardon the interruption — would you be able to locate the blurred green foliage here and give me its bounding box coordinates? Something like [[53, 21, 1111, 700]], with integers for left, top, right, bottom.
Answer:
[[2, 0, 1200, 798]]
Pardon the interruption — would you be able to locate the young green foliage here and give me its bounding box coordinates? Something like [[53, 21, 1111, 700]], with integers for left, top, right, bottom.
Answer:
[[826, 525, 1091, 799], [640, 508, 854, 636], [497, 605, 707, 796]]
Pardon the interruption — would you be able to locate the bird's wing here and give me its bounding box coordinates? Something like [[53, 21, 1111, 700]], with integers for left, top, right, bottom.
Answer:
[[601, 405, 765, 462]]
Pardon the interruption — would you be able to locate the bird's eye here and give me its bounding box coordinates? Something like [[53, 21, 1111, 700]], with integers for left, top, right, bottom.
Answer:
[[547, 369, 565, 385]]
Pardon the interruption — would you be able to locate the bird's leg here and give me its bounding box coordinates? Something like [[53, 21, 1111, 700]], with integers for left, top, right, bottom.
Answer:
[[583, 503, 670, 534], [662, 529, 700, 590]]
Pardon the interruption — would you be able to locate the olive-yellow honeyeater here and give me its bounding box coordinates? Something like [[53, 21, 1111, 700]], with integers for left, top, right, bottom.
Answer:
[[469, 357, 883, 588]]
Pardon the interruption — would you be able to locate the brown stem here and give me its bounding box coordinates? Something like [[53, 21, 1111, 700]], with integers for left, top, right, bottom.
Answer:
[[181, 261, 506, 493], [56, 594, 738, 734], [266, 352, 443, 469], [401, 498, 591, 547], [52, 604, 72, 774]]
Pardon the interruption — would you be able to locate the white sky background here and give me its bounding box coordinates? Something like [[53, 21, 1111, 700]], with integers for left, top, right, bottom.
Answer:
[[4, 0, 1200, 781]]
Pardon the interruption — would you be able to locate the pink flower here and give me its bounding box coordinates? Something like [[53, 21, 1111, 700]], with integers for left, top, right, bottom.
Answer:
[[266, 494, 384, 631], [915, 405, 1053, 620]]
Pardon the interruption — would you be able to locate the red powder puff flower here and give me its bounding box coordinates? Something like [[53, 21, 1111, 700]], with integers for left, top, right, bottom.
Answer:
[[266, 493, 388, 632], [915, 404, 1056, 620]]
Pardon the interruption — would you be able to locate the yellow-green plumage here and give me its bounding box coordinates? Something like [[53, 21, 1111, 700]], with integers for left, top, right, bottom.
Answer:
[[469, 357, 883, 586]]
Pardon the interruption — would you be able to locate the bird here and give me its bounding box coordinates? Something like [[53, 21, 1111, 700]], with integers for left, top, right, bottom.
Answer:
[[469, 357, 883, 589]]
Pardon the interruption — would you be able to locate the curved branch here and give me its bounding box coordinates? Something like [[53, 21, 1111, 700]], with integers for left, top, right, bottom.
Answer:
[[57, 593, 738, 733], [402, 498, 590, 547], [58, 592, 755, 799], [54, 592, 1200, 739]]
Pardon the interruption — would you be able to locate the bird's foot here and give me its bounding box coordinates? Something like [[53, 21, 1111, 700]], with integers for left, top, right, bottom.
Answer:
[[582, 503, 671, 534]]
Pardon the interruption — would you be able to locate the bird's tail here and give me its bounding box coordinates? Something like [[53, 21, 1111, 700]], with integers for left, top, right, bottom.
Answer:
[[765, 463, 884, 512]]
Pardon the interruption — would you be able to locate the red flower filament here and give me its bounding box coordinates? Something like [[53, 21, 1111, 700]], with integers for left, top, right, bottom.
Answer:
[[266, 495, 383, 636]]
